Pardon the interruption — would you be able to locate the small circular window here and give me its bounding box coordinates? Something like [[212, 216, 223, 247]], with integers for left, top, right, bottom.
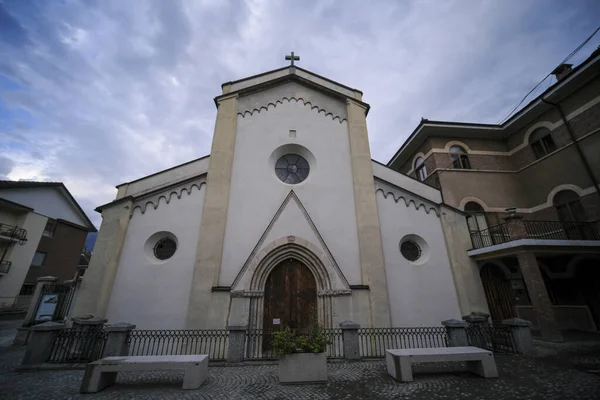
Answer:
[[275, 154, 310, 184], [153, 238, 177, 260], [400, 240, 421, 262]]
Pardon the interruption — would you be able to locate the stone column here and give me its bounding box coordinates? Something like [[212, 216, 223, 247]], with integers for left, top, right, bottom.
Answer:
[[187, 94, 238, 330], [340, 320, 361, 360], [23, 276, 58, 326], [227, 325, 247, 363], [21, 322, 65, 365], [103, 323, 136, 358], [70, 198, 133, 318], [442, 319, 469, 347], [504, 216, 528, 240], [346, 99, 391, 327], [517, 252, 562, 342], [503, 318, 534, 355], [72, 316, 107, 332]]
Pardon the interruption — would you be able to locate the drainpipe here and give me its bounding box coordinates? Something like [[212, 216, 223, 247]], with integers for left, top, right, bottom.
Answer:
[[541, 98, 600, 202]]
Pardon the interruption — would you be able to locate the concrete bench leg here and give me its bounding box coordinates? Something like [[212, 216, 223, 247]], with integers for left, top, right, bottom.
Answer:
[[466, 357, 498, 379], [80, 365, 118, 393], [386, 354, 413, 382], [182, 363, 208, 389]]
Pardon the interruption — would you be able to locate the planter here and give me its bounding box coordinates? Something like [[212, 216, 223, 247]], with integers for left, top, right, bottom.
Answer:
[[278, 352, 327, 384]]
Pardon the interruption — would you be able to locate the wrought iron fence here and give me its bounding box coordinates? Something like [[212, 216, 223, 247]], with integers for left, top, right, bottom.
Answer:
[[524, 220, 600, 241], [27, 283, 76, 327], [0, 222, 27, 242], [358, 327, 448, 358], [470, 224, 511, 249], [466, 325, 519, 354], [128, 329, 228, 360], [244, 328, 344, 360], [48, 328, 107, 363]]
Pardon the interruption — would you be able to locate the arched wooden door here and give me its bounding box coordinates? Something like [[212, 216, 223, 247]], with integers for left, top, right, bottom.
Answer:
[[263, 258, 317, 332], [480, 263, 516, 322]]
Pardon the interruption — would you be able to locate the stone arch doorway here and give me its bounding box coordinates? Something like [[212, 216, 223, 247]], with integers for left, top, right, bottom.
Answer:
[[480, 263, 516, 322], [263, 258, 317, 332]]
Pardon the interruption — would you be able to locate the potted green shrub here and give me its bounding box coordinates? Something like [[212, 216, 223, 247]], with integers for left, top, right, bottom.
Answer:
[[272, 325, 329, 384]]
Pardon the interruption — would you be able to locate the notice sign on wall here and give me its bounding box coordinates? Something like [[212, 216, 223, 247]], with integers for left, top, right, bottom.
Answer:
[[273, 318, 281, 325], [34, 294, 58, 322]]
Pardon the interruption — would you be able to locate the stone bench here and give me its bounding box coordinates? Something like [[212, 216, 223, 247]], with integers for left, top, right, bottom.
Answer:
[[386, 347, 498, 382], [80, 355, 209, 393]]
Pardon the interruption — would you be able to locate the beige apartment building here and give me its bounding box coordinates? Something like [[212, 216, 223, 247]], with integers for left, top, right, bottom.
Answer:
[[388, 47, 600, 341]]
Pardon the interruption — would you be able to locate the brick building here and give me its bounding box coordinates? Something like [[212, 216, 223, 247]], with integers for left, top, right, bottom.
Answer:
[[387, 47, 600, 340]]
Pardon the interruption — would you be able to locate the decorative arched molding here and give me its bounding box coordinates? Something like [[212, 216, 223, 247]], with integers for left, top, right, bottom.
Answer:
[[546, 184, 585, 205], [459, 197, 490, 212], [444, 140, 471, 152], [237, 236, 345, 330], [523, 121, 555, 145], [375, 189, 440, 216], [132, 181, 206, 215], [237, 97, 347, 123], [479, 260, 512, 280]]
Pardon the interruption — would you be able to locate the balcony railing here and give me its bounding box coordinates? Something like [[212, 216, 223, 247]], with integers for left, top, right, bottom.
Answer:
[[0, 260, 10, 274], [0, 222, 27, 242], [470, 219, 600, 250]]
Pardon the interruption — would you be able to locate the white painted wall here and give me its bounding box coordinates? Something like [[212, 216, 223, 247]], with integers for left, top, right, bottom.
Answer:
[[105, 180, 206, 329], [221, 89, 361, 287], [376, 188, 461, 326], [117, 156, 210, 199], [1, 187, 88, 228], [0, 212, 46, 306], [372, 161, 442, 204]]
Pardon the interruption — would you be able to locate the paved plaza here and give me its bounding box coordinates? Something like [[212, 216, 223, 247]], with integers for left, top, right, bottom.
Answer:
[[1, 322, 600, 399]]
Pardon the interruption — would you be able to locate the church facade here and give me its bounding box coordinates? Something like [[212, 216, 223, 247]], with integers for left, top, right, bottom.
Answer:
[[72, 64, 488, 330]]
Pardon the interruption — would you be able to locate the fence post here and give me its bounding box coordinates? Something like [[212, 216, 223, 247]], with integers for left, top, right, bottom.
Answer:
[[340, 320, 361, 360], [442, 319, 469, 347], [23, 276, 58, 327], [72, 315, 107, 331], [103, 322, 136, 358], [502, 318, 534, 355], [21, 321, 65, 365], [462, 312, 490, 327], [227, 325, 247, 363]]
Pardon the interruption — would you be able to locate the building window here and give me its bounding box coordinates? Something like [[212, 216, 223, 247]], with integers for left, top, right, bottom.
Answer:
[[153, 238, 177, 260], [275, 154, 310, 184], [464, 202, 489, 233], [19, 283, 35, 296], [530, 128, 557, 159], [31, 252, 47, 267], [553, 190, 586, 222], [400, 240, 421, 262], [43, 219, 57, 237], [414, 157, 427, 181], [449, 145, 471, 169]]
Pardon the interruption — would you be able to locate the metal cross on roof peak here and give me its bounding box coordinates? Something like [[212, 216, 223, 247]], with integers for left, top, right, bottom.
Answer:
[[285, 51, 300, 66]]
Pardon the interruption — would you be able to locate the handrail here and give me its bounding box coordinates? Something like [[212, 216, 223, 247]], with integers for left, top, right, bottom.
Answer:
[[470, 220, 600, 249], [0, 222, 27, 242]]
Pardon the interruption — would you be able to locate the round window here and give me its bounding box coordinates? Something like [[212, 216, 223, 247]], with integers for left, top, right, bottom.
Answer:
[[275, 154, 310, 184], [400, 240, 421, 262], [153, 237, 177, 260]]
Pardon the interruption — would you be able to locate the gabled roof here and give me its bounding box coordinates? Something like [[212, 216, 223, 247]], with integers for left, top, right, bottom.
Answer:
[[0, 180, 97, 232], [387, 48, 600, 169], [215, 65, 370, 114]]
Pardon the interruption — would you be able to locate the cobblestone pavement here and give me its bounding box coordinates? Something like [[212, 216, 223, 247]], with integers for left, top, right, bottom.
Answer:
[[1, 340, 600, 399]]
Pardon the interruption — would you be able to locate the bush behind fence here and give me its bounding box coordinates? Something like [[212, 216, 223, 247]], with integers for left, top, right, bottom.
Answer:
[[243, 328, 344, 360]]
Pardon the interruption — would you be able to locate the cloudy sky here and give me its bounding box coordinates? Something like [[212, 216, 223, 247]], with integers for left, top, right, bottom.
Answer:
[[1, 0, 599, 228]]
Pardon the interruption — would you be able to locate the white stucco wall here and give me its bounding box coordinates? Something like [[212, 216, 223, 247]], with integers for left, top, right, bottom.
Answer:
[[220, 88, 361, 287], [0, 212, 46, 306], [117, 156, 210, 199], [1, 187, 88, 228], [376, 187, 461, 326], [105, 180, 206, 329], [372, 161, 442, 204]]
